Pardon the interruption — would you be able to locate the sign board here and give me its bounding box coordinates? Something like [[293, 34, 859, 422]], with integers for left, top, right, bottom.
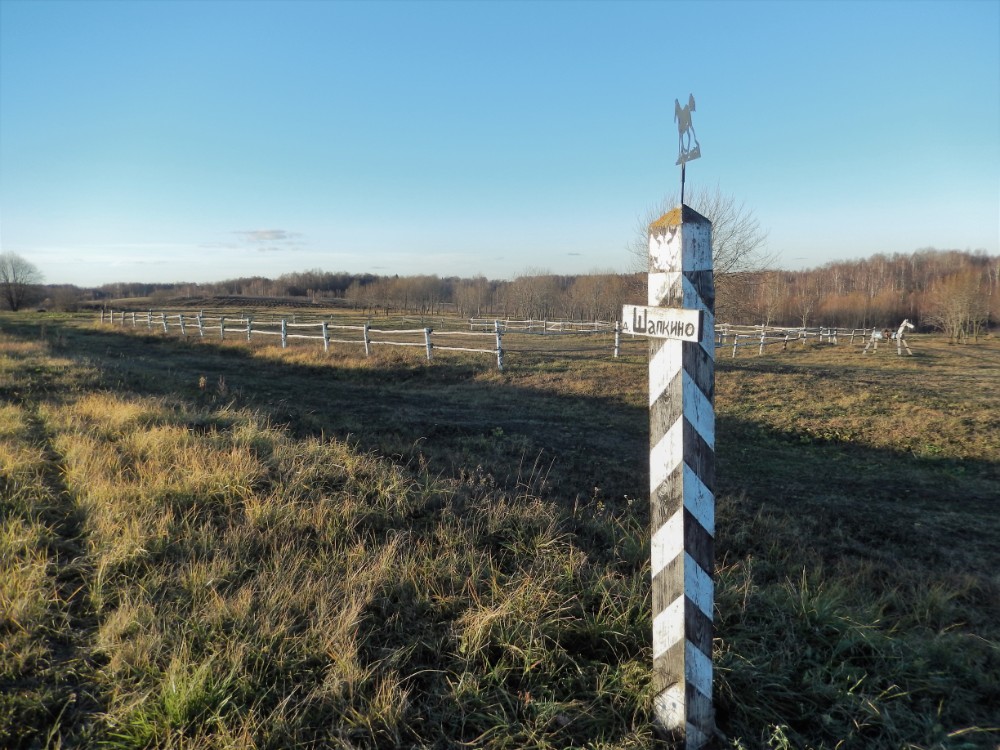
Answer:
[[622, 304, 702, 341]]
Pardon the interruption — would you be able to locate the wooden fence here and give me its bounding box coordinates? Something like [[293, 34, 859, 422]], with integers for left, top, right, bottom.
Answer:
[[100, 309, 503, 368], [716, 324, 877, 358], [99, 311, 881, 367], [469, 318, 615, 333]]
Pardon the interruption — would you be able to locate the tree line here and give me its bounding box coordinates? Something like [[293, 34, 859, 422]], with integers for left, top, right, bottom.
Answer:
[[84, 267, 638, 323], [743, 249, 998, 340], [3, 248, 997, 341]]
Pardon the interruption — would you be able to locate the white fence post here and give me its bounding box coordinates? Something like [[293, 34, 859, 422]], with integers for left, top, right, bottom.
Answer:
[[647, 205, 715, 748], [494, 320, 504, 371], [281, 319, 287, 348], [424, 327, 433, 361], [161, 313, 168, 333], [179, 314, 186, 336], [197, 314, 204, 337], [246, 316, 253, 342], [614, 320, 621, 358], [147, 310, 152, 330], [363, 322, 371, 356], [322, 321, 330, 352]]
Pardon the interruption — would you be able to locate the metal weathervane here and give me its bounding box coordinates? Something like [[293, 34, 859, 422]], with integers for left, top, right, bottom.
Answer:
[[675, 93, 700, 204]]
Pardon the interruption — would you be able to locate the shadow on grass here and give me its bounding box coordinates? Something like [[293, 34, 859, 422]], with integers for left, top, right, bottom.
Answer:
[[3, 316, 651, 511], [8, 316, 998, 573], [4, 316, 999, 746]]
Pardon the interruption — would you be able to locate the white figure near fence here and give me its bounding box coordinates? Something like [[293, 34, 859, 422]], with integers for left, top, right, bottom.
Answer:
[[862, 328, 885, 354], [863, 319, 914, 355], [895, 318, 915, 356]]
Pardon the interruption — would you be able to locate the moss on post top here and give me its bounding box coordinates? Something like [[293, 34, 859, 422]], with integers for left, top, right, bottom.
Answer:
[[649, 204, 710, 232]]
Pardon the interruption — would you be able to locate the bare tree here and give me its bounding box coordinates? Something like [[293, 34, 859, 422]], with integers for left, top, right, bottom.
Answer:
[[754, 270, 787, 327], [629, 185, 771, 322], [924, 270, 989, 343], [0, 252, 44, 311], [506, 268, 562, 320], [454, 276, 494, 317]]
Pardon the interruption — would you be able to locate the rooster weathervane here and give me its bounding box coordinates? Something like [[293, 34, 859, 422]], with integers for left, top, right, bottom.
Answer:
[[674, 93, 700, 204]]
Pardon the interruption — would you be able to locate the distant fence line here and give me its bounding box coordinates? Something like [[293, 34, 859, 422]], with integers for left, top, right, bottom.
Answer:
[[101, 308, 504, 368], [716, 324, 878, 357], [469, 318, 616, 334], [98, 310, 885, 367]]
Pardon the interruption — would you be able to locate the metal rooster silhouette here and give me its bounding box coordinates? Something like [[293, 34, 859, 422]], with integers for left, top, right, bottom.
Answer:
[[675, 94, 701, 166]]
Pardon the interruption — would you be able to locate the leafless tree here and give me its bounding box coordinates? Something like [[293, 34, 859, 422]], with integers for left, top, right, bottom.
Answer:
[[0, 252, 44, 311], [629, 185, 772, 321], [454, 276, 494, 317], [924, 270, 989, 343], [505, 269, 563, 320], [754, 270, 787, 327], [567, 272, 628, 322]]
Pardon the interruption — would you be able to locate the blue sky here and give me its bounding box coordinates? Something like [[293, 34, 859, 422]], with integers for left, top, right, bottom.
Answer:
[[1, 0, 997, 287]]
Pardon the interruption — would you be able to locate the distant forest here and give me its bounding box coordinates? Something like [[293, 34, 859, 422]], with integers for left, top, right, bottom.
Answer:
[[36, 248, 999, 336]]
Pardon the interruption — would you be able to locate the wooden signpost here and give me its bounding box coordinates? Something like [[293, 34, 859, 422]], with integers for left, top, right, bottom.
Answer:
[[627, 95, 715, 749]]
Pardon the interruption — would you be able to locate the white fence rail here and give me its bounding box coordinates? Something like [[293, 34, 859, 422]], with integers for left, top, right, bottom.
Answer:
[[470, 318, 615, 334], [101, 309, 504, 368], [99, 310, 881, 367], [715, 324, 876, 357]]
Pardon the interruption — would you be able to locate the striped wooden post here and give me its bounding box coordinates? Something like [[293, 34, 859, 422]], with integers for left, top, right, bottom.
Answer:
[[647, 205, 715, 748], [614, 320, 621, 358], [281, 319, 288, 348], [363, 322, 371, 356]]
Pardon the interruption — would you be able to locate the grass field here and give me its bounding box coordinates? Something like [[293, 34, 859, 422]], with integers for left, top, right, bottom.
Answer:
[[1, 311, 998, 749]]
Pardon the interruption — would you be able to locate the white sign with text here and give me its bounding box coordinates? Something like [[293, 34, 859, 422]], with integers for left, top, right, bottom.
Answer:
[[622, 305, 702, 342]]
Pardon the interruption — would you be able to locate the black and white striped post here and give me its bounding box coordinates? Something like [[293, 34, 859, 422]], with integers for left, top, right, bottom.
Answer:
[[625, 203, 715, 748]]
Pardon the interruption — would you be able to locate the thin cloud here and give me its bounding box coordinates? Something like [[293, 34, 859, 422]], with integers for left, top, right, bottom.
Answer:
[[233, 229, 305, 250]]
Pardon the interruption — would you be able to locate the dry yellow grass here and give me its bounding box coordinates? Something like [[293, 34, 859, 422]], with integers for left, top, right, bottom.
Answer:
[[1, 314, 997, 749]]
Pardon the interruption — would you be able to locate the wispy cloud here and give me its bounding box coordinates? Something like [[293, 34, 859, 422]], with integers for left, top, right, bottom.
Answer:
[[233, 229, 305, 251]]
